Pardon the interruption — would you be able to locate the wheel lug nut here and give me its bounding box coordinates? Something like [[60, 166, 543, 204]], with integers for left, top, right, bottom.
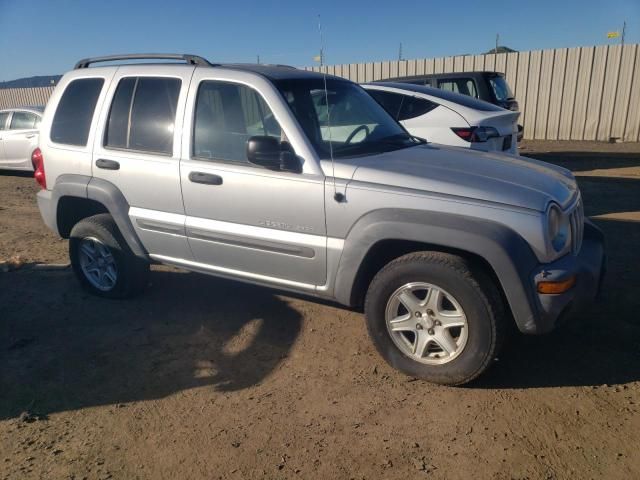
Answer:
[[428, 329, 434, 335], [434, 321, 441, 326], [415, 312, 421, 317], [416, 324, 423, 330], [427, 309, 434, 316]]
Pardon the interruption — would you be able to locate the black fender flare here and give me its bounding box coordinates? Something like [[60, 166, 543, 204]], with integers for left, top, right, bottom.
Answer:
[[334, 208, 541, 333], [50, 174, 148, 259]]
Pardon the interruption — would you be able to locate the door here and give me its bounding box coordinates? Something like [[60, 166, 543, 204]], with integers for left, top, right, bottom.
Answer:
[[2, 111, 39, 169], [0, 111, 9, 164], [180, 77, 327, 289], [91, 65, 195, 261]]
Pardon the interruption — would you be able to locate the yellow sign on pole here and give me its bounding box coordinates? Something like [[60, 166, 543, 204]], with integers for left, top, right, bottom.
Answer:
[[607, 31, 620, 39]]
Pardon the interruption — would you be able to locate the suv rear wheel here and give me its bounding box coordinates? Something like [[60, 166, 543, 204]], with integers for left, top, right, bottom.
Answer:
[[69, 213, 149, 298], [364, 251, 505, 385]]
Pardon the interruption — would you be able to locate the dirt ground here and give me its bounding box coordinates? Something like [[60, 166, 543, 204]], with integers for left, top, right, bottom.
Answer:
[[1, 140, 639, 480]]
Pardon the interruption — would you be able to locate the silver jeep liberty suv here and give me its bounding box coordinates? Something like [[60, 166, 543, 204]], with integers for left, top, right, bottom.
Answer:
[[35, 54, 605, 385]]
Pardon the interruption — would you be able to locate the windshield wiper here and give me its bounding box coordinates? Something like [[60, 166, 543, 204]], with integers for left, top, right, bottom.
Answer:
[[326, 133, 427, 159], [378, 133, 427, 145]]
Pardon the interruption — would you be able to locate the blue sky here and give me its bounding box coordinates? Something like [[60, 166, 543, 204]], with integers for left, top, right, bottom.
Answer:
[[0, 0, 638, 81]]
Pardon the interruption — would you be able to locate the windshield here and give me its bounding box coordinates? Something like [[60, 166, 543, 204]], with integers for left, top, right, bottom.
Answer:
[[275, 78, 421, 159], [488, 75, 514, 102]]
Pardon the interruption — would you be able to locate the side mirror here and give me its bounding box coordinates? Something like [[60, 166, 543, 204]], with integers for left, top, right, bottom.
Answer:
[[246, 136, 302, 173]]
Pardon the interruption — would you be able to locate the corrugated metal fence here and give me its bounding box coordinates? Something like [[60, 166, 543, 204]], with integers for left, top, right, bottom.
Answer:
[[306, 44, 640, 142], [0, 86, 54, 111], [1, 44, 638, 141]]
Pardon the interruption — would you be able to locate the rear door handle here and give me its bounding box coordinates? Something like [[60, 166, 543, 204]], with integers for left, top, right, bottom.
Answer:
[[189, 171, 223, 185], [25, 134, 36, 139], [95, 159, 120, 170]]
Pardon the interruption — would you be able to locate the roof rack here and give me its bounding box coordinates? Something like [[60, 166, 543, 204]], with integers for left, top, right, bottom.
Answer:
[[74, 53, 216, 69]]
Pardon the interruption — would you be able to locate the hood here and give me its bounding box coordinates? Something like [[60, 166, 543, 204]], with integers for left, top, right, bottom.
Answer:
[[341, 144, 577, 212]]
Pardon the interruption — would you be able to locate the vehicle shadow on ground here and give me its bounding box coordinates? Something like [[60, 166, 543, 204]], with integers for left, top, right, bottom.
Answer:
[[475, 218, 639, 389], [524, 150, 640, 173], [472, 152, 640, 388], [0, 268, 302, 420], [573, 175, 640, 218]]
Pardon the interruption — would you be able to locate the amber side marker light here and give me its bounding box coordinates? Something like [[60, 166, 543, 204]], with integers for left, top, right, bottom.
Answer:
[[537, 275, 577, 294]]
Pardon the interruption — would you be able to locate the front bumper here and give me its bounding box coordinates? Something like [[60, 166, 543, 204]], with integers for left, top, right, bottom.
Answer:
[[528, 219, 605, 334]]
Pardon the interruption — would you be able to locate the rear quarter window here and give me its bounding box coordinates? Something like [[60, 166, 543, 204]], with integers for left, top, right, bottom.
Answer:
[[398, 96, 438, 121], [368, 90, 438, 121], [10, 111, 38, 129], [368, 90, 404, 119], [50, 78, 104, 146]]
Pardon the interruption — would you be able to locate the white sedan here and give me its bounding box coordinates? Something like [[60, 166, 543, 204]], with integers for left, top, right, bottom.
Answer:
[[0, 106, 43, 171], [362, 83, 519, 154]]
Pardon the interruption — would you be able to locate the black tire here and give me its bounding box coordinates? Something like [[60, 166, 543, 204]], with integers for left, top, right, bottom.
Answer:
[[69, 213, 149, 299], [364, 251, 505, 386]]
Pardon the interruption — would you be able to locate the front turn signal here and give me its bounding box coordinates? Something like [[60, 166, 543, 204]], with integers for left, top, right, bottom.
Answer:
[[537, 275, 577, 294]]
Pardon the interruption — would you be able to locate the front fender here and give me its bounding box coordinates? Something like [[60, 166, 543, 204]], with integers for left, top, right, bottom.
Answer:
[[334, 209, 542, 333]]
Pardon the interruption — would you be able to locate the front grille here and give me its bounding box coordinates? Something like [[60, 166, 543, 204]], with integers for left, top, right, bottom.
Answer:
[[569, 198, 584, 255]]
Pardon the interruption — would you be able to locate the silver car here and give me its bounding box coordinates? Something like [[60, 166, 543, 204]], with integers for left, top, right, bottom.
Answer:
[[34, 54, 605, 385], [0, 107, 43, 171]]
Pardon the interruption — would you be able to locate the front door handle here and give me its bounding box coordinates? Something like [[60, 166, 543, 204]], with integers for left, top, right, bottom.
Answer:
[[25, 134, 36, 139], [95, 159, 120, 170], [189, 171, 223, 185]]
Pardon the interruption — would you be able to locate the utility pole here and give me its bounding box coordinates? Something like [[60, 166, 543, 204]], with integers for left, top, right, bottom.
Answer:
[[622, 21, 626, 46], [398, 42, 403, 61], [318, 14, 325, 67], [256, 54, 260, 64], [495, 33, 499, 54]]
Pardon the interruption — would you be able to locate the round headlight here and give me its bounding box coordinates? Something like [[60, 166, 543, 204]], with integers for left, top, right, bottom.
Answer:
[[547, 204, 570, 252]]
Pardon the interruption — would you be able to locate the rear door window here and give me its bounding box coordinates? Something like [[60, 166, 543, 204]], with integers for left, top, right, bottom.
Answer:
[[437, 78, 478, 98], [105, 77, 181, 155], [9, 111, 38, 129], [51, 78, 104, 146]]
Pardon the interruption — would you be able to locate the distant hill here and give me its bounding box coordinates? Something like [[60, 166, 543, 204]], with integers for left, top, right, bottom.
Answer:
[[0, 75, 61, 89], [483, 46, 518, 54]]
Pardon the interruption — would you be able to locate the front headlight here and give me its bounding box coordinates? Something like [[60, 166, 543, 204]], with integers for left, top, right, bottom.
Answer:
[[547, 203, 571, 252]]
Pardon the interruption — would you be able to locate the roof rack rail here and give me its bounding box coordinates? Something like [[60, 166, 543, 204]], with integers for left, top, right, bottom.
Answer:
[[74, 53, 216, 69]]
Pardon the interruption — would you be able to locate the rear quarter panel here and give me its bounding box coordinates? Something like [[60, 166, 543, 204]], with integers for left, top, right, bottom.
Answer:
[[39, 68, 116, 188], [401, 105, 469, 147]]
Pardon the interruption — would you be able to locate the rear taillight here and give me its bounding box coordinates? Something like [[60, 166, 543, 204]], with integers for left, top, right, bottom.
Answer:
[[451, 126, 500, 143], [32, 148, 46, 189], [451, 127, 475, 141]]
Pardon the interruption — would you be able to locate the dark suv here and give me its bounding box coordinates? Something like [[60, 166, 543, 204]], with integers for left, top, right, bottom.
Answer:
[[386, 71, 519, 112]]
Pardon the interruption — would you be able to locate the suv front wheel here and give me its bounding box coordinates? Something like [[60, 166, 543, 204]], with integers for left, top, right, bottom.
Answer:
[[69, 213, 149, 298], [364, 251, 505, 385]]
